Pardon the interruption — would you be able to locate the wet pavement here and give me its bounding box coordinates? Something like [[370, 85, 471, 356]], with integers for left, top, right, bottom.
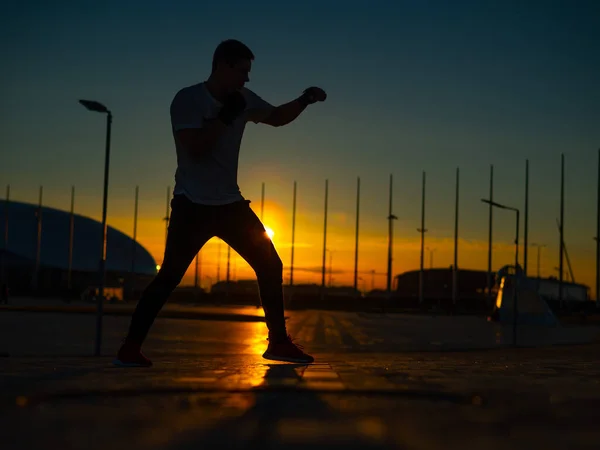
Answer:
[[1, 310, 600, 449]]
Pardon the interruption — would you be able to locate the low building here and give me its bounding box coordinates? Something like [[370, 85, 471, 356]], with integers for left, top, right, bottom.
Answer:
[[0, 200, 157, 296], [394, 267, 491, 300]]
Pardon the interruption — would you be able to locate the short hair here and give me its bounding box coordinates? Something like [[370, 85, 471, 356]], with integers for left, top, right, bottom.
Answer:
[[212, 39, 255, 72]]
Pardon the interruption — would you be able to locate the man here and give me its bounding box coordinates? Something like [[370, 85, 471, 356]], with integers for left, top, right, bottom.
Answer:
[[114, 39, 326, 367]]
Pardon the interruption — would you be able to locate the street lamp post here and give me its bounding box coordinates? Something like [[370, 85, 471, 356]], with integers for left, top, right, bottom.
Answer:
[[481, 199, 520, 347], [79, 99, 112, 357]]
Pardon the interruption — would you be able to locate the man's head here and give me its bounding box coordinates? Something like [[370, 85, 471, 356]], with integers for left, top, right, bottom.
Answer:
[[211, 39, 254, 92]]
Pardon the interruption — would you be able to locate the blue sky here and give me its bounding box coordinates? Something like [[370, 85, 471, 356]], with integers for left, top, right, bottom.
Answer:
[[1, 0, 599, 289]]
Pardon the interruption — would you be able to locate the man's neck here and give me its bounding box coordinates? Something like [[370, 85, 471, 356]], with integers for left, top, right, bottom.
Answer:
[[204, 76, 228, 103]]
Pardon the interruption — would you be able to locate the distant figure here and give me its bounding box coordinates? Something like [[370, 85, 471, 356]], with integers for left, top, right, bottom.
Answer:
[[114, 39, 326, 367]]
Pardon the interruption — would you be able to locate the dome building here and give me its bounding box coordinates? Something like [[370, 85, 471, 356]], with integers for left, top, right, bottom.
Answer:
[[0, 200, 157, 297]]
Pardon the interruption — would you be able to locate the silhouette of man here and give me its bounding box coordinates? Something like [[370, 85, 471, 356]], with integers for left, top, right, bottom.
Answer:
[[114, 39, 326, 367]]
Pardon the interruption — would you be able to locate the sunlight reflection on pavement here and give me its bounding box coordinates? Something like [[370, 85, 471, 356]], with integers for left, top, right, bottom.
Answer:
[[1, 310, 600, 449]]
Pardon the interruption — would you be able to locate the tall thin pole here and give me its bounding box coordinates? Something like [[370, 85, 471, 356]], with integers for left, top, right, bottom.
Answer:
[[453, 167, 459, 305], [95, 111, 112, 357], [290, 181, 297, 286], [227, 246, 231, 283], [164, 186, 171, 252], [129, 185, 139, 299], [33, 185, 43, 291], [131, 186, 139, 277], [321, 179, 329, 295], [487, 165, 494, 305], [67, 186, 75, 290], [533, 244, 545, 278], [418, 172, 426, 304], [559, 153, 565, 308], [513, 209, 520, 347], [260, 182, 265, 222], [524, 159, 529, 276], [194, 251, 200, 290], [386, 174, 396, 294], [1, 185, 10, 286], [217, 240, 221, 283], [226, 245, 231, 298], [597, 148, 600, 306], [354, 176, 360, 292], [537, 246, 541, 278], [328, 250, 333, 287]]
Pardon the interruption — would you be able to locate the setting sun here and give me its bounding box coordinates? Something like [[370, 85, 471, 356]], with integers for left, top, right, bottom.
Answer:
[[264, 226, 275, 239]]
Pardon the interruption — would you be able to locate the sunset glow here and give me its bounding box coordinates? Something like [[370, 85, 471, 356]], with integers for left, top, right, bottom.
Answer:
[[2, 5, 597, 300], [264, 226, 275, 240]]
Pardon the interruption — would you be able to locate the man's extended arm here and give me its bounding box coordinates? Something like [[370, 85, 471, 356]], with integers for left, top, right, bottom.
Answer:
[[257, 87, 327, 127], [260, 97, 308, 127]]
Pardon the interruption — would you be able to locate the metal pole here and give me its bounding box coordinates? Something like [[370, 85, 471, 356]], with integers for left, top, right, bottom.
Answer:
[[418, 171, 426, 304], [226, 246, 231, 283], [453, 167, 459, 306], [524, 159, 529, 276], [33, 186, 43, 291], [354, 176, 360, 292], [328, 249, 333, 287], [560, 222, 575, 283], [164, 186, 170, 251], [67, 186, 75, 290], [386, 174, 396, 294], [194, 251, 200, 290], [597, 148, 600, 307], [131, 186, 139, 277], [226, 245, 231, 298], [217, 240, 221, 283], [559, 153, 564, 309], [536, 245, 545, 278], [260, 182, 265, 222], [515, 211, 520, 276], [128, 186, 139, 300], [1, 185, 10, 287], [290, 181, 297, 286], [487, 165, 494, 305], [513, 209, 519, 347], [321, 179, 329, 296], [95, 112, 112, 357]]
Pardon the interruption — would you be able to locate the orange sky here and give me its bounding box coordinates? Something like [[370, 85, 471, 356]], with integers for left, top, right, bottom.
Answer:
[[2, 2, 599, 302], [10, 179, 596, 299], [104, 197, 596, 298]]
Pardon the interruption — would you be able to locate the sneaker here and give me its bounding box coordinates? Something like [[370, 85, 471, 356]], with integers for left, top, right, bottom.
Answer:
[[263, 335, 314, 364], [113, 340, 152, 367]]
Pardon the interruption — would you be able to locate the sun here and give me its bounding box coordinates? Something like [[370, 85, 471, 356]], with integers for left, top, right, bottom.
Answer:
[[264, 226, 275, 239]]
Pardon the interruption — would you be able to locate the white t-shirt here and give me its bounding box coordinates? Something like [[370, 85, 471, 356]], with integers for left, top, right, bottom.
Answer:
[[170, 82, 274, 205]]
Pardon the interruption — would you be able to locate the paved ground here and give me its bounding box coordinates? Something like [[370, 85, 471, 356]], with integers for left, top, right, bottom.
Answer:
[[0, 296, 267, 322], [1, 309, 600, 449]]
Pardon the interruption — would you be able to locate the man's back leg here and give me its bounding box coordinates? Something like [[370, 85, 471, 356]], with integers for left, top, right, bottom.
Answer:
[[114, 196, 213, 367]]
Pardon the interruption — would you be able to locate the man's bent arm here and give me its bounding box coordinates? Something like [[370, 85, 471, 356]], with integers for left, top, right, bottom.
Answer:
[[260, 97, 308, 127], [175, 119, 228, 158]]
